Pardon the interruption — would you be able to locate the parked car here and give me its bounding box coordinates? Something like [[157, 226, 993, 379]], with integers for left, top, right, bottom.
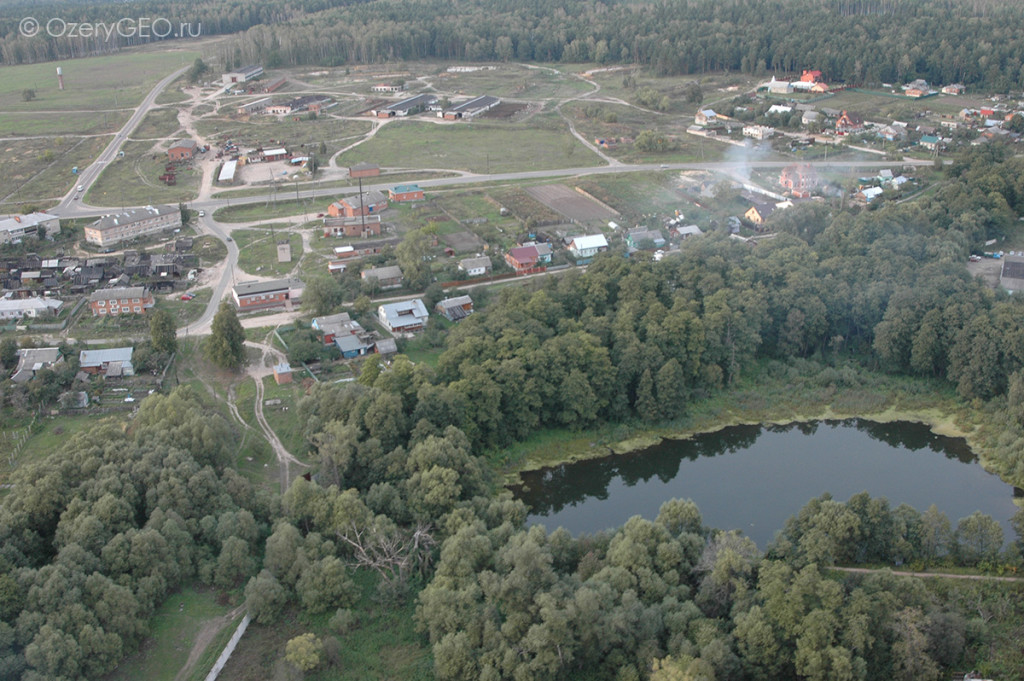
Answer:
[[180, 292, 195, 301]]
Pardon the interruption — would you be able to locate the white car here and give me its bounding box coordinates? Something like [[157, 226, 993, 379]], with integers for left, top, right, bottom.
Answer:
[[77, 185, 84, 192], [198, 210, 205, 217]]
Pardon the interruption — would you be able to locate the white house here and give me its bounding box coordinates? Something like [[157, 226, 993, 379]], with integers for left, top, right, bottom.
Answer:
[[378, 299, 429, 333], [567, 234, 609, 261], [0, 296, 63, 320]]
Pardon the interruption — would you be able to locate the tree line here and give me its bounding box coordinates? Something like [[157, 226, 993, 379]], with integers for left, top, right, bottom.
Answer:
[[4, 0, 1024, 91]]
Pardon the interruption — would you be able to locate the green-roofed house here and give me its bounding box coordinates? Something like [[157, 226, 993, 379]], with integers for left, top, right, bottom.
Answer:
[[388, 184, 424, 202], [920, 135, 941, 151]]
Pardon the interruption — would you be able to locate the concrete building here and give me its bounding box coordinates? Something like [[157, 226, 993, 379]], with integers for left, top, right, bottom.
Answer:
[[167, 139, 198, 162], [0, 212, 61, 244], [89, 286, 154, 316], [222, 65, 263, 85], [388, 185, 424, 202], [348, 162, 380, 179], [84, 205, 181, 247], [441, 95, 500, 120], [232, 278, 304, 311], [328, 190, 388, 218]]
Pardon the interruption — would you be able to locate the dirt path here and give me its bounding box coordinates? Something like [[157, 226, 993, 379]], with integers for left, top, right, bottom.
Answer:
[[831, 566, 1024, 583], [174, 604, 246, 681], [245, 336, 308, 494]]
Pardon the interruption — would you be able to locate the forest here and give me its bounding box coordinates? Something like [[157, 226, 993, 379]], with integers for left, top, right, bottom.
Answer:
[[4, 0, 1024, 91]]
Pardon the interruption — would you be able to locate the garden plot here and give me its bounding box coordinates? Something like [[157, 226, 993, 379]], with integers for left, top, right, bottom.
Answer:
[[524, 184, 619, 223]]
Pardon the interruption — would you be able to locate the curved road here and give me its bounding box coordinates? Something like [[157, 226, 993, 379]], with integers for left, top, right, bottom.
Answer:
[[56, 65, 191, 211]]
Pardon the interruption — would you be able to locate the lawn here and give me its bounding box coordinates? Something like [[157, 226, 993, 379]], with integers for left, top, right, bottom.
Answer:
[[0, 110, 130, 136], [0, 136, 109, 209], [214, 199, 316, 223], [435, 63, 593, 100], [0, 49, 200, 114], [337, 116, 604, 173], [159, 287, 214, 327], [575, 171, 690, 221], [104, 586, 233, 681], [259, 376, 311, 461], [86, 140, 202, 206], [135, 107, 184, 140], [193, 234, 228, 267], [234, 228, 304, 277]]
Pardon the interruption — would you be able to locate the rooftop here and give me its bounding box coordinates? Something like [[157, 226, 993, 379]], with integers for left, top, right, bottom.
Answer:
[[90, 205, 178, 233], [79, 347, 133, 367], [233, 278, 303, 296], [90, 286, 148, 301]]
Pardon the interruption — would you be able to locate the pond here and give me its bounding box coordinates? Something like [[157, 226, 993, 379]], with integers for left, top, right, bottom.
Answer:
[[510, 419, 1021, 549]]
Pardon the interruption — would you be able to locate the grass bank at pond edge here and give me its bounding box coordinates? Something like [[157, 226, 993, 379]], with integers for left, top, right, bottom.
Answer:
[[499, 360, 991, 484]]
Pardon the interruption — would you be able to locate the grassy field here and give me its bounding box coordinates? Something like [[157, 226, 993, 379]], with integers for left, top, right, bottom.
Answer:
[[0, 49, 200, 114], [159, 287, 214, 327], [135, 108, 184, 140], [105, 586, 233, 681], [1, 135, 110, 208], [86, 140, 201, 205], [434, 63, 592, 100], [338, 116, 604, 173], [4, 413, 109, 477], [234, 228, 304, 277], [214, 198, 316, 223], [219, 571, 432, 681], [0, 110, 130, 136], [575, 171, 689, 221], [259, 376, 311, 461]]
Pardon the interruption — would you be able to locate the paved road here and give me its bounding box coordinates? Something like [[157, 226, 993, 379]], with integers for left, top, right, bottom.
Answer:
[[54, 64, 190, 212]]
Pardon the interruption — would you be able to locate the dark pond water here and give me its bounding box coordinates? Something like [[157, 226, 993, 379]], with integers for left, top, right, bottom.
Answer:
[[510, 419, 1021, 549]]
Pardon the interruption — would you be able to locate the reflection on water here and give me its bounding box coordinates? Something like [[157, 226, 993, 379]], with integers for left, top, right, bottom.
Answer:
[[510, 419, 1015, 549]]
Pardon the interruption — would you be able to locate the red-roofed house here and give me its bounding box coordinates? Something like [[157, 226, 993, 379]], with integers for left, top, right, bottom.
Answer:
[[800, 70, 822, 83]]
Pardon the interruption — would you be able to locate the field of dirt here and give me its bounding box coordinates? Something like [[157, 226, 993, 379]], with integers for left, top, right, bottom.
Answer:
[[524, 183, 619, 222]]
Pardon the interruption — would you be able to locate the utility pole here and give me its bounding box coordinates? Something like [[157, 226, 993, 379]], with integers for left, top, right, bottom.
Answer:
[[358, 176, 366, 237]]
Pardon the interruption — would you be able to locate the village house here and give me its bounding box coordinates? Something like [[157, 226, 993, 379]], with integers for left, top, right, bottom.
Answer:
[[672, 225, 704, 240], [835, 111, 865, 135], [459, 255, 492, 277], [10, 347, 63, 383], [361, 265, 403, 290], [800, 70, 823, 83], [167, 139, 198, 162], [0, 212, 61, 244], [327, 190, 388, 218], [920, 135, 942, 151], [84, 205, 182, 247], [505, 242, 553, 274], [694, 109, 719, 126], [766, 77, 792, 95], [567, 234, 609, 262], [311, 312, 376, 357], [89, 286, 154, 316], [378, 299, 429, 333], [942, 83, 966, 95], [435, 295, 474, 321], [388, 185, 424, 202], [742, 125, 775, 140], [273, 363, 292, 384], [0, 296, 63, 320], [79, 347, 134, 377], [856, 186, 885, 202], [232, 278, 303, 311], [779, 164, 820, 197], [744, 203, 776, 228], [626, 228, 666, 250], [801, 110, 821, 127]]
